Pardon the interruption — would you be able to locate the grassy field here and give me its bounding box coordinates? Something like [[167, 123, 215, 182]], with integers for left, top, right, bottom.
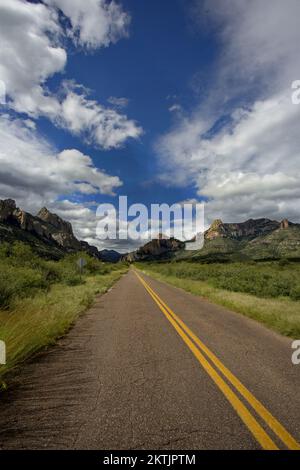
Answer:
[[137, 261, 300, 338], [0, 242, 127, 386]]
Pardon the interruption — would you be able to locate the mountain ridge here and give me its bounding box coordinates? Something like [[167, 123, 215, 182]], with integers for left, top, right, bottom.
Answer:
[[0, 198, 121, 262], [123, 217, 300, 262], [1, 198, 300, 262]]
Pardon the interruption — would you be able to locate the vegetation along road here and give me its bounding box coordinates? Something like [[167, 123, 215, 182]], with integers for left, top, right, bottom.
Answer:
[[0, 269, 299, 450]]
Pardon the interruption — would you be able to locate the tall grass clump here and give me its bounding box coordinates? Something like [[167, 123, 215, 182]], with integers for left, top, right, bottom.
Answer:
[[0, 242, 120, 309], [0, 241, 128, 383]]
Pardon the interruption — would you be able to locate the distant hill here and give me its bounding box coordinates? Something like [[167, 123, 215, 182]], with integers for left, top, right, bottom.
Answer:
[[0, 199, 121, 262], [123, 218, 300, 262]]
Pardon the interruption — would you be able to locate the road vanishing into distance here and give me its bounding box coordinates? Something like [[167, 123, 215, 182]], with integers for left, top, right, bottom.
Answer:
[[0, 269, 299, 450]]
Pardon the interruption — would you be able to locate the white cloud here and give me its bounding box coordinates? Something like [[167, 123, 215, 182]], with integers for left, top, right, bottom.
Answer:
[[46, 199, 147, 253], [168, 104, 182, 114], [45, 0, 130, 49], [0, 115, 122, 212], [46, 199, 103, 249], [158, 91, 300, 223], [156, 1, 300, 224], [0, 0, 65, 115], [191, 0, 300, 96], [0, 114, 132, 250], [58, 83, 142, 149], [107, 96, 129, 108], [0, 0, 141, 149]]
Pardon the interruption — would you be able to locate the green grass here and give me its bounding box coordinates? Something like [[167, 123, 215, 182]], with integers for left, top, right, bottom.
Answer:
[[137, 260, 300, 299], [0, 241, 119, 309], [0, 242, 128, 385], [137, 261, 300, 339]]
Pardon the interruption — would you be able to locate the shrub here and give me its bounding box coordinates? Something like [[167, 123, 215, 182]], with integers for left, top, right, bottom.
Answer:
[[142, 260, 300, 300], [0, 264, 47, 308], [290, 285, 300, 301], [0, 241, 122, 309]]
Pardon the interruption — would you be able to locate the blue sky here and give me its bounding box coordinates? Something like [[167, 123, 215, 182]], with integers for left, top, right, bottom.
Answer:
[[1, 0, 300, 251], [39, 0, 216, 209]]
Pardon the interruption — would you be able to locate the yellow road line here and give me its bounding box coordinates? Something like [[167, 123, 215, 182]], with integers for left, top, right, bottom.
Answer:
[[137, 273, 300, 451], [135, 270, 299, 450], [134, 271, 277, 450]]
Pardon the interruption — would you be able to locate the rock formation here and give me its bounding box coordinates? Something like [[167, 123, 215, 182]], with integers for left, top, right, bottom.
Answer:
[[0, 198, 120, 261]]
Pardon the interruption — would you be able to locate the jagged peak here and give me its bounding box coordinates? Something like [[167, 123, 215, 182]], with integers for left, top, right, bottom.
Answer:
[[0, 198, 17, 222], [0, 198, 17, 209], [280, 218, 290, 229], [37, 207, 72, 231], [209, 219, 224, 229], [37, 206, 57, 219], [38, 206, 49, 215]]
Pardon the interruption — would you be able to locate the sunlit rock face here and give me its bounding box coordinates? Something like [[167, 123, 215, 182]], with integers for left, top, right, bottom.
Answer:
[[205, 218, 280, 241]]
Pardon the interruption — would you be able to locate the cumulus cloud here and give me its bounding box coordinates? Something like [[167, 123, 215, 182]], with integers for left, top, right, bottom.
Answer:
[[0, 0, 142, 250], [156, 0, 300, 224], [0, 0, 141, 149], [58, 83, 142, 149], [0, 115, 122, 211], [43, 199, 147, 253], [0, 0, 65, 115], [46, 199, 108, 250]]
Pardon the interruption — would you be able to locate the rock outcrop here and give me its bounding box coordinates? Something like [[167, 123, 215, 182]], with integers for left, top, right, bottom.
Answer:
[[37, 207, 82, 251], [0, 198, 17, 222], [205, 218, 280, 241], [280, 219, 290, 229], [123, 237, 185, 262], [0, 198, 120, 261]]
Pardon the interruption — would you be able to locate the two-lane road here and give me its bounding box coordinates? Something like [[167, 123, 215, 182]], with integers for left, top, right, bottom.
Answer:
[[0, 269, 299, 449]]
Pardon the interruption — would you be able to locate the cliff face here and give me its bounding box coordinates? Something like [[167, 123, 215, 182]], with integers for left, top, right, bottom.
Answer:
[[37, 207, 82, 251], [205, 218, 280, 241], [0, 199, 82, 252], [123, 237, 185, 262], [0, 199, 119, 261], [0, 199, 16, 222]]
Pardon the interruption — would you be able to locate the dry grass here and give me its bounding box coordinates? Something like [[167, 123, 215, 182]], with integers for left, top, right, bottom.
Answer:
[[139, 267, 300, 339], [0, 267, 127, 386]]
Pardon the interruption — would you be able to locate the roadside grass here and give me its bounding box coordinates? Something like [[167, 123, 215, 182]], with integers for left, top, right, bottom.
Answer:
[[0, 266, 127, 386], [137, 262, 300, 339]]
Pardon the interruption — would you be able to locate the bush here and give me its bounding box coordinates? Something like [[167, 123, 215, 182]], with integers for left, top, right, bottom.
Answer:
[[0, 264, 47, 308], [0, 242, 120, 308], [290, 285, 300, 301], [43, 259, 81, 286], [141, 260, 300, 300]]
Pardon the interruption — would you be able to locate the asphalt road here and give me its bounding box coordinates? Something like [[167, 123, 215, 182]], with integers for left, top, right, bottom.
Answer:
[[0, 269, 299, 450]]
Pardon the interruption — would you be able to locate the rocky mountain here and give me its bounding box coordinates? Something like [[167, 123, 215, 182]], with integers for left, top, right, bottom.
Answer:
[[1, 198, 299, 263], [0, 199, 121, 262], [123, 217, 300, 262], [123, 237, 185, 262], [205, 218, 280, 241], [184, 218, 300, 262]]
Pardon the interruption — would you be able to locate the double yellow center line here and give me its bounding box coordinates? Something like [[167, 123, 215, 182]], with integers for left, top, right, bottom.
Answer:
[[134, 270, 300, 451]]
